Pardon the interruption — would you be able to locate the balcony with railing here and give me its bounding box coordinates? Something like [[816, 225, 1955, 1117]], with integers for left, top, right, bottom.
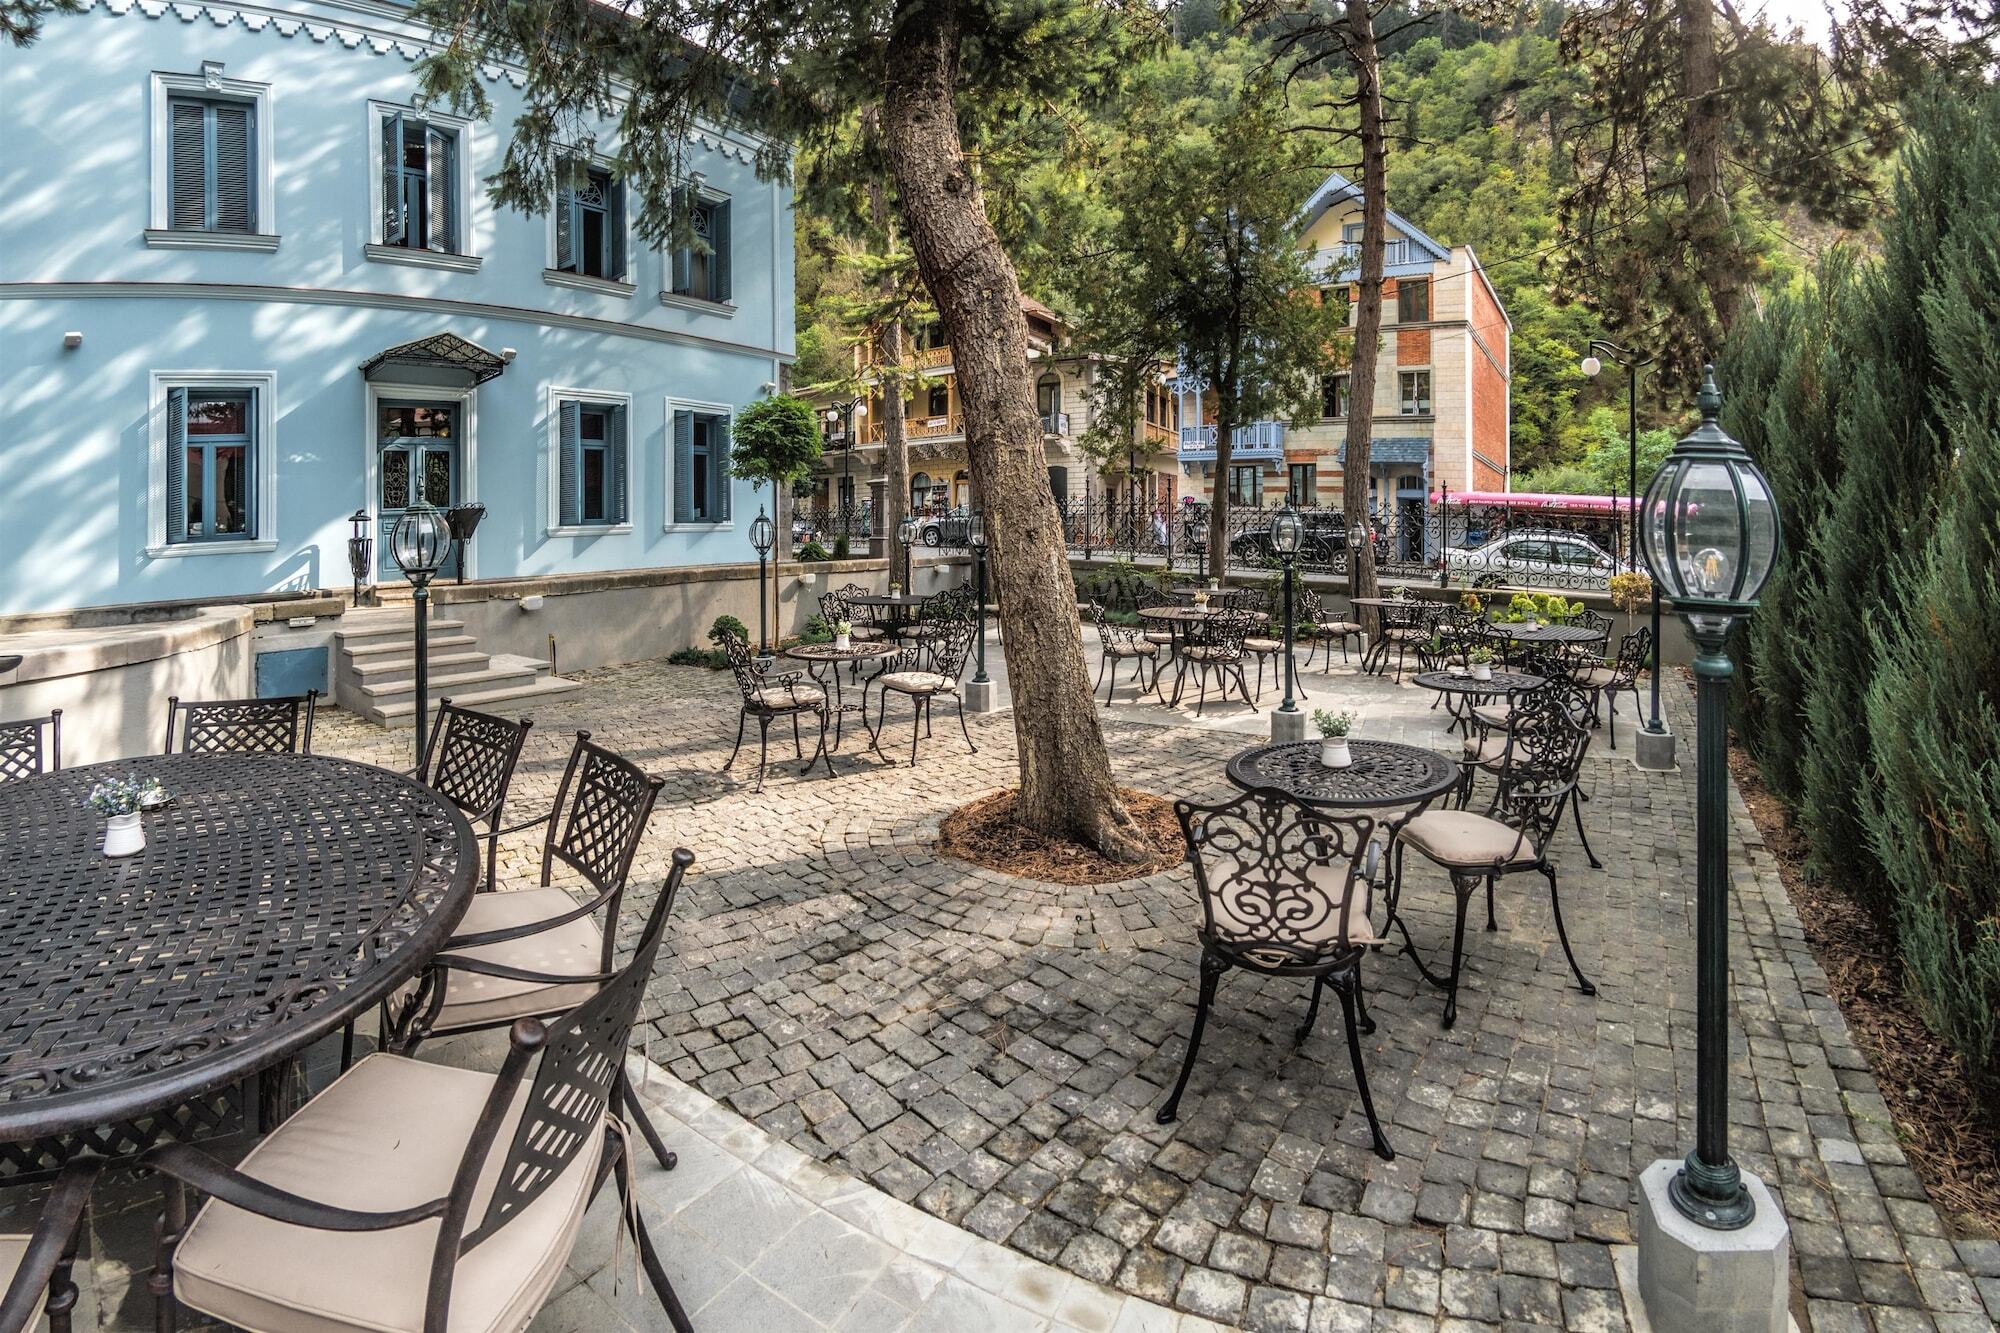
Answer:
[[1040, 411, 1071, 436], [863, 414, 964, 444], [1309, 239, 1413, 281], [1178, 420, 1285, 462]]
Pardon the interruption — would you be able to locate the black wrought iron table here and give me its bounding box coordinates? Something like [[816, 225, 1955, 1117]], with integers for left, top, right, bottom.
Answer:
[[0, 752, 477, 1179], [1412, 670, 1545, 735], [1480, 621, 1605, 645], [1226, 739, 1460, 812], [783, 641, 900, 747]]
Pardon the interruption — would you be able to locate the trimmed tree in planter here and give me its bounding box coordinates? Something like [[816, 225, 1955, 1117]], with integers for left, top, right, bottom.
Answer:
[[730, 395, 825, 556]]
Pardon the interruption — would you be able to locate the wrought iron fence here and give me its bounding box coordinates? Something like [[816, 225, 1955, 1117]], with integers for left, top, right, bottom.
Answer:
[[789, 502, 873, 551], [1056, 498, 1635, 591]]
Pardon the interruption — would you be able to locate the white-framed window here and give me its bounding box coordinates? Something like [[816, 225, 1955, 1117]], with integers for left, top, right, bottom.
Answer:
[[364, 101, 480, 272], [146, 65, 276, 250], [546, 388, 633, 534], [664, 184, 732, 307], [1399, 370, 1433, 416], [1322, 372, 1350, 419], [547, 155, 632, 292], [665, 398, 734, 527], [146, 370, 278, 556]]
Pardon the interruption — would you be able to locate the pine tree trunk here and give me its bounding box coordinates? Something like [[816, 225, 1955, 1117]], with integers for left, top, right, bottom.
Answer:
[[1682, 0, 1737, 331], [1208, 380, 1236, 583], [1343, 0, 1385, 619], [867, 180, 911, 578], [882, 0, 1146, 860]]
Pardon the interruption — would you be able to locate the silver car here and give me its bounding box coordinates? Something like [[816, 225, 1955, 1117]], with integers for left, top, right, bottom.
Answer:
[[1445, 530, 1625, 587]]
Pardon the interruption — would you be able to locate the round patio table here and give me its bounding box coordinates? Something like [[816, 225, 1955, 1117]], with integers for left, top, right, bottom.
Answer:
[[783, 641, 900, 748], [1136, 605, 1268, 624], [0, 752, 477, 1178], [1480, 621, 1605, 646], [1412, 670, 1545, 736], [1226, 738, 1460, 813], [847, 591, 930, 635]]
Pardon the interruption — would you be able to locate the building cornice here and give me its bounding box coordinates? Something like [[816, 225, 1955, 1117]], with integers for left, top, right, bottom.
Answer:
[[0, 281, 795, 362]]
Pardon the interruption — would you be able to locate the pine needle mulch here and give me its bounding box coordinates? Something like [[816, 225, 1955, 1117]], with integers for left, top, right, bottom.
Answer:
[[937, 788, 1184, 885]]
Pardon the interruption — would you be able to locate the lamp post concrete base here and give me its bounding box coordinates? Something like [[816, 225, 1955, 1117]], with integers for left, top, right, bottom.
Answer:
[[1635, 1159, 1790, 1333], [1633, 724, 1678, 773], [1271, 707, 1307, 743], [965, 679, 999, 714]]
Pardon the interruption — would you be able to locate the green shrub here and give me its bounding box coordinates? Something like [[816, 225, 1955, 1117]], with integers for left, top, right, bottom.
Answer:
[[707, 614, 748, 648], [798, 538, 832, 562], [667, 647, 728, 669]]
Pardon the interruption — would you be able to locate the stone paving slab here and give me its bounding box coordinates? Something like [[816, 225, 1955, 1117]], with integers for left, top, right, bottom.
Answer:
[[204, 635, 1999, 1331]]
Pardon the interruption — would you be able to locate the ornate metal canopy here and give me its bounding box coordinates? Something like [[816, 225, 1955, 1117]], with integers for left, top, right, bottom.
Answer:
[[359, 333, 508, 388]]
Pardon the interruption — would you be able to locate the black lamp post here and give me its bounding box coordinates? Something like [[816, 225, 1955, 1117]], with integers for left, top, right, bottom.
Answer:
[[346, 509, 373, 607], [389, 499, 453, 764], [821, 398, 866, 552], [969, 511, 990, 685], [1640, 365, 1780, 1231], [750, 506, 775, 656], [1584, 339, 1667, 735], [897, 514, 918, 591], [1270, 505, 1303, 716]]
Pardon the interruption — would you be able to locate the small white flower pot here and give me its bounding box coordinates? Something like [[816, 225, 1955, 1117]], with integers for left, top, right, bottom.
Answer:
[[103, 811, 145, 858], [1471, 662, 1493, 682], [833, 634, 852, 652], [1319, 738, 1352, 768], [1193, 595, 1209, 610]]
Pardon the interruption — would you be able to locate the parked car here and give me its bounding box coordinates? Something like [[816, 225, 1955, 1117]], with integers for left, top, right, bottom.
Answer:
[[1443, 530, 1628, 587], [1227, 513, 1379, 567], [918, 507, 973, 547]]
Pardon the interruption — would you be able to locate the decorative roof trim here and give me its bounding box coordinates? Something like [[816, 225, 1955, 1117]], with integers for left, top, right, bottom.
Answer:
[[360, 331, 508, 385], [1296, 170, 1454, 266]]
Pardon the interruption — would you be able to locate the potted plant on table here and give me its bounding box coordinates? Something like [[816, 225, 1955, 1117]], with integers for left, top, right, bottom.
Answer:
[[86, 777, 162, 857], [1467, 645, 1496, 682], [1313, 709, 1358, 768], [832, 619, 853, 652]]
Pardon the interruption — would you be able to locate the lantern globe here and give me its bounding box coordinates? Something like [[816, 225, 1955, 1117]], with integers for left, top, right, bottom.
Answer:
[[969, 511, 987, 551], [389, 500, 452, 584], [1270, 505, 1303, 557], [1580, 355, 1603, 377], [749, 508, 774, 556]]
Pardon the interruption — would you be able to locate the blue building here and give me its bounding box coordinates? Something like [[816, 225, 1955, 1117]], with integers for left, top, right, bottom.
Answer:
[[0, 0, 794, 618]]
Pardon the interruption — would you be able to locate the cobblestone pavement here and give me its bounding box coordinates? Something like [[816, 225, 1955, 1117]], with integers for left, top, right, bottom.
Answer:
[[312, 641, 2000, 1333]]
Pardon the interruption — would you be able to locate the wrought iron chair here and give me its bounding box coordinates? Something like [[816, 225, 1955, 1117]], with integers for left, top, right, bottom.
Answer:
[[391, 733, 683, 1172], [1366, 599, 1436, 683], [413, 698, 534, 893], [1157, 787, 1394, 1161], [164, 691, 318, 755], [1089, 600, 1160, 706], [720, 629, 834, 791], [0, 1158, 100, 1333], [1306, 593, 1365, 667], [0, 708, 60, 782], [830, 582, 889, 640], [1134, 584, 1179, 656], [1241, 584, 1298, 702], [1170, 609, 1258, 716], [865, 617, 977, 765], [145, 849, 699, 1333], [899, 584, 975, 644], [1388, 690, 1598, 1028], [1577, 627, 1651, 750]]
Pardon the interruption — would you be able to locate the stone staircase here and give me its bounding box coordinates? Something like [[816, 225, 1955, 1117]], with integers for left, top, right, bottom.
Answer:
[[332, 607, 579, 726]]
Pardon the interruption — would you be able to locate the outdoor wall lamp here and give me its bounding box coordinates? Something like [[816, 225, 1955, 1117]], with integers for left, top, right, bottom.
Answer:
[[346, 509, 372, 608]]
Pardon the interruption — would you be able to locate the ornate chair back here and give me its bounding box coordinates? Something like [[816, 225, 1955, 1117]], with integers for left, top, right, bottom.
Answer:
[[1174, 786, 1380, 969], [1485, 691, 1593, 860], [1184, 609, 1253, 664], [921, 615, 978, 681], [419, 700, 533, 827], [538, 733, 665, 968], [1089, 599, 1139, 652], [1606, 627, 1651, 688], [165, 691, 317, 755], [1293, 585, 1325, 630], [719, 629, 772, 704], [817, 587, 851, 626], [0, 710, 60, 782], [439, 846, 692, 1275]]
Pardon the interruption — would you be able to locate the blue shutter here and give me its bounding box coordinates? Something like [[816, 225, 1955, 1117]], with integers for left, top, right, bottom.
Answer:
[[609, 180, 627, 281], [381, 114, 405, 244], [169, 101, 207, 230], [212, 102, 253, 232], [165, 387, 187, 542], [240, 387, 258, 536], [608, 404, 629, 523], [670, 187, 691, 294], [672, 410, 693, 523], [555, 176, 575, 272], [711, 414, 732, 522], [426, 126, 454, 252], [558, 400, 580, 526], [711, 199, 731, 303]]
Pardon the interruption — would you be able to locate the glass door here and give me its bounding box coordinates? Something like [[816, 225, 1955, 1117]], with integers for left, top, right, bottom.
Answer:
[[377, 402, 459, 579]]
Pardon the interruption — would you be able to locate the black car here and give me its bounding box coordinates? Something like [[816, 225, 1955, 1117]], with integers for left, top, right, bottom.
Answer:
[[1227, 512, 1363, 567]]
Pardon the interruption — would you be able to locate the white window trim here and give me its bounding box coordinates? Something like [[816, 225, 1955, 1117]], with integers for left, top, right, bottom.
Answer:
[[663, 395, 736, 532], [145, 369, 279, 558], [546, 386, 637, 537], [544, 149, 637, 292], [364, 99, 479, 259], [363, 379, 480, 584], [148, 65, 277, 240], [658, 180, 734, 310], [1399, 368, 1434, 417]]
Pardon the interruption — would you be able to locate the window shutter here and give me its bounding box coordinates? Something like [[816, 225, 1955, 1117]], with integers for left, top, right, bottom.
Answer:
[[609, 182, 627, 282], [672, 410, 693, 523], [426, 126, 454, 252], [381, 114, 405, 244], [212, 103, 253, 232], [711, 414, 732, 522], [670, 187, 691, 294], [165, 387, 187, 542], [169, 101, 207, 230], [555, 179, 575, 271], [557, 400, 580, 526], [607, 404, 629, 523], [711, 199, 731, 303]]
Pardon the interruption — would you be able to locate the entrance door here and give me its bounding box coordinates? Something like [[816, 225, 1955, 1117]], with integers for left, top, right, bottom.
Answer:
[[378, 402, 460, 579]]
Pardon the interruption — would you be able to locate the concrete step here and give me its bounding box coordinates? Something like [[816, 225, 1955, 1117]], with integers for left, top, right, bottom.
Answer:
[[364, 671, 582, 725], [346, 649, 492, 681], [335, 615, 469, 647], [341, 632, 480, 659], [351, 657, 551, 706]]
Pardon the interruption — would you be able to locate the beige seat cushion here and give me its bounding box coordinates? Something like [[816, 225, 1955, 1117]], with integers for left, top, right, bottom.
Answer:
[[751, 683, 825, 709], [1396, 810, 1538, 869], [1202, 855, 1377, 960], [1319, 621, 1362, 635], [1384, 628, 1428, 642], [1182, 646, 1238, 662], [0, 1237, 45, 1327], [427, 888, 605, 1034], [880, 670, 949, 694], [173, 1054, 602, 1333], [1143, 630, 1174, 645], [1462, 734, 1509, 769], [1106, 641, 1159, 658], [1243, 637, 1284, 653], [847, 625, 886, 641], [1471, 703, 1514, 730], [1577, 666, 1617, 687]]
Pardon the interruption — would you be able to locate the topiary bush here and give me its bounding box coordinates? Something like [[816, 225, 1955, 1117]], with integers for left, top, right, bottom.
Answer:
[[707, 614, 748, 648]]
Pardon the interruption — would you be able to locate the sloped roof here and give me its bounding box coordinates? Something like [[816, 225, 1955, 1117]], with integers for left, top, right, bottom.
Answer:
[[359, 333, 508, 387], [1296, 171, 1454, 265], [1335, 437, 1433, 466]]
